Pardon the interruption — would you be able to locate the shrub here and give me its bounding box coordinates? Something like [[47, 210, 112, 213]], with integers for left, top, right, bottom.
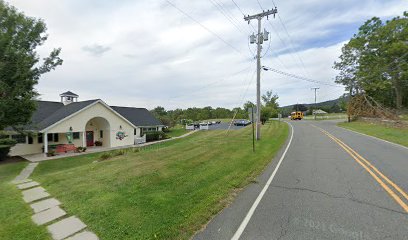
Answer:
[[46, 150, 56, 157], [113, 150, 125, 156], [145, 131, 169, 142], [100, 152, 112, 160], [0, 139, 17, 161], [76, 147, 87, 153], [94, 141, 102, 146]]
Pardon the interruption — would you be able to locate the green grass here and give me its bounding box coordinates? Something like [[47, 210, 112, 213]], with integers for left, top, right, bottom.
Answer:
[[400, 114, 408, 121], [31, 121, 288, 240], [303, 113, 347, 120], [338, 121, 408, 147], [166, 124, 189, 138], [0, 162, 51, 240]]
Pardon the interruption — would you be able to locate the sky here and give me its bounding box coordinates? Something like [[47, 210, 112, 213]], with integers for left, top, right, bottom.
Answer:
[[6, 0, 407, 109]]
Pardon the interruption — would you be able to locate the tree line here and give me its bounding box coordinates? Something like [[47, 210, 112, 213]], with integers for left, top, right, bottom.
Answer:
[[151, 91, 280, 127], [334, 12, 408, 110]]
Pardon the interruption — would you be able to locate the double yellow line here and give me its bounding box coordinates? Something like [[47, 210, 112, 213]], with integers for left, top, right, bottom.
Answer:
[[312, 125, 408, 213]]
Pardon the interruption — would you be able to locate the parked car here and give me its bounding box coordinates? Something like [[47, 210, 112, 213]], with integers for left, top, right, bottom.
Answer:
[[233, 119, 251, 126]]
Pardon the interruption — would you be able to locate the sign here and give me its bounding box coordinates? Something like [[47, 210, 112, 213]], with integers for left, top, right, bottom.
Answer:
[[116, 131, 128, 140], [248, 107, 257, 122]]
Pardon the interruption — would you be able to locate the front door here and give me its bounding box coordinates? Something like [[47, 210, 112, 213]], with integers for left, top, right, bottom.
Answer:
[[86, 131, 94, 147]]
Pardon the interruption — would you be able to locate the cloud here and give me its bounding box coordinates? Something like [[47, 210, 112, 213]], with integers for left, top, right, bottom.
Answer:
[[6, 0, 407, 109], [82, 44, 111, 57]]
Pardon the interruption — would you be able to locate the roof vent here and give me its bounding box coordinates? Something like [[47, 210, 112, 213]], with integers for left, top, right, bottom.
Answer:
[[60, 91, 79, 105]]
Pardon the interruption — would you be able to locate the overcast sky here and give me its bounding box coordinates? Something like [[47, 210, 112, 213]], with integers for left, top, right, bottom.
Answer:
[[6, 0, 407, 109]]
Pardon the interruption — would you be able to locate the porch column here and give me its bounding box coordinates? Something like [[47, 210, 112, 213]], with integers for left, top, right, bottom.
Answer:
[[44, 131, 48, 155], [82, 131, 86, 147]]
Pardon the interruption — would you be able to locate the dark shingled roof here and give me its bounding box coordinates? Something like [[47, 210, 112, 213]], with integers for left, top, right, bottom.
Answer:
[[111, 106, 163, 126], [6, 100, 162, 131], [60, 91, 79, 97], [37, 99, 99, 130]]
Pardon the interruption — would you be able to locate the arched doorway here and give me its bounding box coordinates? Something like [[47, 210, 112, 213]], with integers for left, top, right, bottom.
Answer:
[[84, 117, 111, 147]]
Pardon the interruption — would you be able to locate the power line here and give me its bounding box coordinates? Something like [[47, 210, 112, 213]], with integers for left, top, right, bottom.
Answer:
[[207, 0, 248, 36], [169, 63, 255, 100], [165, 0, 243, 55], [262, 66, 343, 87], [258, 0, 311, 78], [231, 0, 257, 32]]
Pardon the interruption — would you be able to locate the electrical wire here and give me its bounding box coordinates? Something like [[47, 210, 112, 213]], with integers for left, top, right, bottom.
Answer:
[[168, 61, 256, 100], [166, 0, 243, 55], [207, 0, 248, 36], [262, 66, 343, 87]]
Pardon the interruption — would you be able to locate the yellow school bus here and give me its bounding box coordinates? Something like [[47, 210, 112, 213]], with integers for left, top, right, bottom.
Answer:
[[290, 111, 304, 120]]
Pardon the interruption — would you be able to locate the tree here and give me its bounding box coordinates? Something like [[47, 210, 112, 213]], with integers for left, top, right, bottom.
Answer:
[[0, 1, 63, 130], [334, 12, 408, 109], [293, 104, 308, 112], [262, 90, 279, 109], [243, 101, 255, 112], [151, 106, 167, 117]]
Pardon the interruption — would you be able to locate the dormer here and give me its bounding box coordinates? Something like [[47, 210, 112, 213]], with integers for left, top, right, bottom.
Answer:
[[60, 91, 79, 105]]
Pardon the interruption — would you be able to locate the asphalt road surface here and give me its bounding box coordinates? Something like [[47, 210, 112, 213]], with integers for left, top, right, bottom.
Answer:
[[207, 122, 247, 130], [194, 120, 408, 240]]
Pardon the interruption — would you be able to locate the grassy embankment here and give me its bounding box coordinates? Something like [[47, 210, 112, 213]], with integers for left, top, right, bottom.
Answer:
[[166, 124, 189, 138], [0, 162, 51, 240], [29, 121, 288, 240], [303, 113, 347, 120], [338, 121, 408, 147]]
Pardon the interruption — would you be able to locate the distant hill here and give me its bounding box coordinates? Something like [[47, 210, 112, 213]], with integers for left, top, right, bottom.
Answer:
[[280, 96, 348, 116]]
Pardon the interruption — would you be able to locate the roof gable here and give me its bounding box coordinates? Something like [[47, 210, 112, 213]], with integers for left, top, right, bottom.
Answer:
[[110, 106, 163, 126], [38, 99, 100, 131]]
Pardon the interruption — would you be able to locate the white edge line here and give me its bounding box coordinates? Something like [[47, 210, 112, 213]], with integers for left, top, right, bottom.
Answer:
[[231, 122, 294, 240], [336, 125, 408, 151]]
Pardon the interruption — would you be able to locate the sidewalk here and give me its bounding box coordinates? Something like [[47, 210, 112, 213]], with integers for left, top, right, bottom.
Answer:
[[23, 130, 198, 162]]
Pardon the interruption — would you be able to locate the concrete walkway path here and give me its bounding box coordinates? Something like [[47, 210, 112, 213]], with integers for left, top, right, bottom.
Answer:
[[23, 130, 198, 162], [13, 163, 99, 240]]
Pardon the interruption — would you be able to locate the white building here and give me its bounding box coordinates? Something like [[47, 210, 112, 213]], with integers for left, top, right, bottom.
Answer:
[[5, 91, 163, 156]]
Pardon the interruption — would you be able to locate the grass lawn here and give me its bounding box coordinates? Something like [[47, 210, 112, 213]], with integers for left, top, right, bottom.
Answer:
[[304, 113, 347, 120], [31, 121, 288, 240], [338, 121, 408, 147], [0, 162, 51, 240], [166, 124, 189, 138]]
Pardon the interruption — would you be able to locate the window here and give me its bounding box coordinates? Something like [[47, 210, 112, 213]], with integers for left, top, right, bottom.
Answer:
[[53, 133, 59, 142], [134, 129, 137, 135], [73, 132, 80, 139], [47, 133, 53, 142], [38, 133, 43, 143], [12, 134, 26, 144], [100, 130, 103, 138], [28, 136, 34, 144]]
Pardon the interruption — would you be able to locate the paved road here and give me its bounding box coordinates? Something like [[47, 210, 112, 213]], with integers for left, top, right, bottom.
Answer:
[[194, 120, 408, 240]]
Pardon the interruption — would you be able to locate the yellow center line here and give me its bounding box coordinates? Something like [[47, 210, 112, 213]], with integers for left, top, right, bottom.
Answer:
[[311, 125, 408, 213]]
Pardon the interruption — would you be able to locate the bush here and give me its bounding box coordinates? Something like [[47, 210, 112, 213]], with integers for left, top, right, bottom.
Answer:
[[94, 141, 102, 146], [75, 147, 87, 153], [113, 150, 125, 157], [0, 139, 17, 161], [100, 152, 112, 160], [145, 131, 168, 142], [46, 150, 56, 157]]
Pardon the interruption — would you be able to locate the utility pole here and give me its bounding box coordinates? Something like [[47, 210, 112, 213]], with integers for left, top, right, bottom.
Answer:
[[245, 8, 277, 140], [311, 87, 319, 120]]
